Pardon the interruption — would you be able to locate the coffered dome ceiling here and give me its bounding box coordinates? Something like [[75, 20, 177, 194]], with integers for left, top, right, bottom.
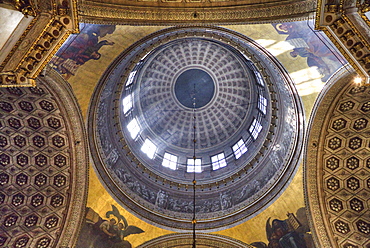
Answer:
[[0, 70, 88, 248], [88, 26, 304, 231], [305, 67, 370, 248]]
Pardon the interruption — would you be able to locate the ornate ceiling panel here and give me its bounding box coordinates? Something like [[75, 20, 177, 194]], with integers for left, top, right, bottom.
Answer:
[[316, 0, 370, 85], [0, 0, 79, 87], [0, 69, 88, 247], [79, 0, 316, 24], [305, 66, 370, 248]]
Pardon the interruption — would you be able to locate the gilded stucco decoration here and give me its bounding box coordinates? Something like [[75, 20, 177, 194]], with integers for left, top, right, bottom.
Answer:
[[79, 0, 316, 25], [316, 0, 370, 85], [137, 233, 251, 248], [0, 0, 78, 87], [305, 66, 370, 248], [0, 69, 89, 247], [0, 0, 36, 16]]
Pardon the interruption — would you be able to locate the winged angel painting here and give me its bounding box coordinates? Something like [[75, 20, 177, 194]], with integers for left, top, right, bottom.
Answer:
[[75, 205, 144, 248], [249, 208, 315, 248]]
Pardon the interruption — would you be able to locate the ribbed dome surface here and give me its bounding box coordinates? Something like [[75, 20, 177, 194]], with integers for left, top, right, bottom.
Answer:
[[137, 38, 253, 151]]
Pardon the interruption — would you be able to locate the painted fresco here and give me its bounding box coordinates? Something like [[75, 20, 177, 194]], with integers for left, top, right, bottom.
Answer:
[[272, 21, 346, 81], [75, 205, 144, 248], [249, 208, 315, 248], [50, 24, 116, 80]]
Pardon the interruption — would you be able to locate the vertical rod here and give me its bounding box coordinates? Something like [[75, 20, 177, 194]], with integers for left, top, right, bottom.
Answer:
[[192, 83, 196, 248]]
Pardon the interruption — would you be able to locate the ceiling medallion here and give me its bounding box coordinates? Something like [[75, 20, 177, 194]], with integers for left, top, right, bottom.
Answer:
[[88, 26, 304, 231]]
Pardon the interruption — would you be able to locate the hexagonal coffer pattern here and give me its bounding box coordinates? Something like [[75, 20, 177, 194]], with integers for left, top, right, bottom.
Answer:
[[353, 118, 368, 130], [349, 198, 364, 212], [327, 156, 340, 170], [339, 101, 354, 112], [0, 83, 79, 248], [346, 156, 359, 170], [346, 177, 360, 191], [329, 198, 343, 212], [348, 137, 362, 150], [332, 118, 347, 131], [327, 177, 340, 191], [334, 220, 350, 234], [312, 83, 370, 248], [328, 137, 342, 150]]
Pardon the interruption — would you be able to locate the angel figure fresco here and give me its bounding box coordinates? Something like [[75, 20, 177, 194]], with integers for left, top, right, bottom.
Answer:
[[248, 208, 315, 248], [75, 205, 144, 248], [49, 24, 116, 80], [273, 21, 346, 82]]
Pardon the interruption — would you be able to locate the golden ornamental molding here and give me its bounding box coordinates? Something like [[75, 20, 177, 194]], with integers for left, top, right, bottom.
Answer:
[[0, 0, 79, 87], [305, 65, 370, 248], [39, 68, 90, 248], [1, 0, 37, 16], [137, 233, 253, 248], [79, 0, 316, 25], [316, 0, 370, 85], [358, 0, 370, 29]]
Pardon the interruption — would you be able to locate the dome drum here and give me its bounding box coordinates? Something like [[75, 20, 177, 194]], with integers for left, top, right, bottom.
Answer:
[[88, 26, 304, 231]]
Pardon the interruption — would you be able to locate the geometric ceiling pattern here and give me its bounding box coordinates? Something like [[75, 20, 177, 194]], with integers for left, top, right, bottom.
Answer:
[[0, 70, 88, 248], [137, 38, 255, 151], [305, 66, 370, 248]]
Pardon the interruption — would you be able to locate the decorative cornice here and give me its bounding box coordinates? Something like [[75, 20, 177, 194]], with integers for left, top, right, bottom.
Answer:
[[12, 0, 37, 16], [316, 0, 370, 85], [0, 0, 79, 87], [137, 233, 252, 248], [79, 0, 316, 25]]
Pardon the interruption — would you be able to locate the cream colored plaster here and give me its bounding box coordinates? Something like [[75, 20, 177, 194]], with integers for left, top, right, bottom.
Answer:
[[0, 8, 23, 50]]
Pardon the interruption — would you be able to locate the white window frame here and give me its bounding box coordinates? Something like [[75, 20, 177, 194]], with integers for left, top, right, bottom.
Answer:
[[232, 139, 247, 159], [211, 153, 227, 170], [141, 138, 157, 159], [255, 71, 264, 86], [122, 94, 133, 114], [126, 70, 137, 86], [249, 118, 263, 140], [258, 95, 267, 115], [162, 152, 178, 170], [127, 118, 140, 139], [187, 158, 202, 173]]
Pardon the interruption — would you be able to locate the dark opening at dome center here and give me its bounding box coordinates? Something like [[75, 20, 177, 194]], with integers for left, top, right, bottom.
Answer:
[[174, 69, 215, 108]]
